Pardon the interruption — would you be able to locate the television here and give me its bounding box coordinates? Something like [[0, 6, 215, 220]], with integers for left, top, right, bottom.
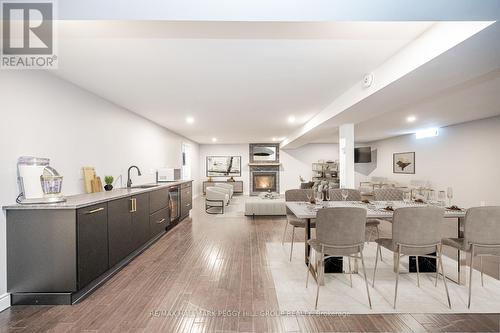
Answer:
[[355, 147, 372, 163]]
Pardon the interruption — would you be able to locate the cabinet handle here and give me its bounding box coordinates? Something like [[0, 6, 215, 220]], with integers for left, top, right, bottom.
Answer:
[[130, 198, 137, 213], [156, 218, 166, 224], [86, 207, 104, 214]]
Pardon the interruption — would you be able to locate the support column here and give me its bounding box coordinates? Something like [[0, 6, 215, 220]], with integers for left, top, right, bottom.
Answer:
[[339, 123, 355, 189]]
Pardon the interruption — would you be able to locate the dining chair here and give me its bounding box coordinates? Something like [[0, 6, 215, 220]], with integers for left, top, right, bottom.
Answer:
[[373, 188, 404, 201], [328, 188, 361, 201], [283, 189, 315, 261], [442, 206, 500, 308], [330, 188, 383, 260], [305, 207, 371, 309], [372, 207, 451, 309]]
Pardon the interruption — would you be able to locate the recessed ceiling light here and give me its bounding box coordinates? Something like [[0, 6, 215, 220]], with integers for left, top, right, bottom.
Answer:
[[272, 137, 277, 141], [186, 117, 194, 124], [406, 115, 416, 123], [288, 116, 296, 123], [211, 137, 217, 142]]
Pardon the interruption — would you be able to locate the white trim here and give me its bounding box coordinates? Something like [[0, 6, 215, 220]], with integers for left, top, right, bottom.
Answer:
[[0, 293, 10, 312]]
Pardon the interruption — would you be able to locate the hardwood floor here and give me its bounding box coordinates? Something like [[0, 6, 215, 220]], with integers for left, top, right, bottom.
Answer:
[[0, 196, 498, 332]]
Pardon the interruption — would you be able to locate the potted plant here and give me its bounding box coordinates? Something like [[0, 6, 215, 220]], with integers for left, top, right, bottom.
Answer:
[[104, 175, 114, 191]]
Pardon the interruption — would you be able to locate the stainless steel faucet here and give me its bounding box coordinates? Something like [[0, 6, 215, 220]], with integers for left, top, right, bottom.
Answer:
[[127, 166, 142, 188]]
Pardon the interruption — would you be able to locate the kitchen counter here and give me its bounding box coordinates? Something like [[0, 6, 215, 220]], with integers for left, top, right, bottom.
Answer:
[[3, 180, 192, 210]]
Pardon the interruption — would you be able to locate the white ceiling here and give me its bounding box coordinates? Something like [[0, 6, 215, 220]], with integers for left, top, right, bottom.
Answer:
[[288, 22, 500, 145], [53, 21, 435, 143]]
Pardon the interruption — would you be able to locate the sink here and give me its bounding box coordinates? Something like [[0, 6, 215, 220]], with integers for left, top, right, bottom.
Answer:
[[129, 184, 160, 189]]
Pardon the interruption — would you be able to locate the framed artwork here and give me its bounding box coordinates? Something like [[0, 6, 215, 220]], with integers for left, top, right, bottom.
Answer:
[[206, 156, 241, 177], [249, 143, 279, 163], [393, 152, 415, 174]]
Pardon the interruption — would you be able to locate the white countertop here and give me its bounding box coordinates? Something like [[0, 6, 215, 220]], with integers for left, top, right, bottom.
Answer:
[[3, 180, 192, 210]]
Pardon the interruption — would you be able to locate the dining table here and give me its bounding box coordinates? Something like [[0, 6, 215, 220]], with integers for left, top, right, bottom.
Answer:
[[285, 200, 467, 285]]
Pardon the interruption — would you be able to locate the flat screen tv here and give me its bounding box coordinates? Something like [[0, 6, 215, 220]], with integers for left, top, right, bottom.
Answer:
[[355, 147, 372, 163]]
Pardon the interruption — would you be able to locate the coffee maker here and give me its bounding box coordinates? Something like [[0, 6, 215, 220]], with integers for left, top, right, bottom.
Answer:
[[17, 156, 66, 204]]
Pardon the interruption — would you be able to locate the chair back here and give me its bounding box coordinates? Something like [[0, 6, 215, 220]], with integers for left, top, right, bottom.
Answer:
[[374, 188, 404, 201], [315, 207, 367, 250], [463, 206, 500, 249], [328, 189, 361, 201], [285, 189, 313, 214], [392, 207, 444, 252]]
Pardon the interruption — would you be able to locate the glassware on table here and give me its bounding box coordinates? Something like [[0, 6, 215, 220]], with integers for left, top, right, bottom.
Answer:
[[447, 187, 453, 207], [324, 190, 330, 201], [341, 188, 349, 201], [438, 190, 446, 207], [403, 191, 411, 204], [428, 190, 436, 203], [316, 190, 324, 202]]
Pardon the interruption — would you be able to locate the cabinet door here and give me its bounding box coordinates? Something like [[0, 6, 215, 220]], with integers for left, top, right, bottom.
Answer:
[[77, 204, 109, 289], [150, 207, 169, 237], [149, 188, 169, 214], [108, 197, 133, 267], [180, 185, 192, 219], [131, 193, 150, 248]]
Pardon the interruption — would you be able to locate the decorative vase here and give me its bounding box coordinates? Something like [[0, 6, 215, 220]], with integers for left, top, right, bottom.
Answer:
[[104, 184, 113, 191], [228, 176, 235, 182]]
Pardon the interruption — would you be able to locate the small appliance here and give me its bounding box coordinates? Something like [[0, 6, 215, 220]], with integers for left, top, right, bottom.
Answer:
[[17, 156, 66, 204], [156, 168, 181, 182]]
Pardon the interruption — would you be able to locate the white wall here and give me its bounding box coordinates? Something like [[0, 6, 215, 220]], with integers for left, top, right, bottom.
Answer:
[[199, 143, 338, 194], [355, 116, 500, 208], [0, 71, 199, 311]]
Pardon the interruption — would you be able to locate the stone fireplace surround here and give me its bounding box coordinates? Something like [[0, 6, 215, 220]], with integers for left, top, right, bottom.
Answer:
[[249, 164, 280, 196]]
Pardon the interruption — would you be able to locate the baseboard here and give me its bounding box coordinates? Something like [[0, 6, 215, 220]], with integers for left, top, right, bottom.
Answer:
[[0, 293, 10, 312]]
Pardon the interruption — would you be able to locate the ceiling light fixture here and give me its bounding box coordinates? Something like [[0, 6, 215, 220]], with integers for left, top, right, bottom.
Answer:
[[288, 116, 296, 123], [406, 115, 416, 123], [272, 137, 277, 141], [211, 137, 217, 142], [415, 127, 439, 139], [186, 117, 194, 124]]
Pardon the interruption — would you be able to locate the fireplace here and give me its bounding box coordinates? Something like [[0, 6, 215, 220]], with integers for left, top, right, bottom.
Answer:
[[249, 165, 279, 195]]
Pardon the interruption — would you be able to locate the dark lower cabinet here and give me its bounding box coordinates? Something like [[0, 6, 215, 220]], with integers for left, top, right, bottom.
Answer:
[[131, 193, 150, 249], [150, 207, 169, 237], [108, 197, 134, 267], [180, 183, 192, 220], [77, 204, 109, 289]]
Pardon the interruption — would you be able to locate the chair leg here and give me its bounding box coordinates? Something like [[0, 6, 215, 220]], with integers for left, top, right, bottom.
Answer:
[[372, 243, 380, 288], [480, 256, 484, 287], [394, 245, 401, 309], [416, 255, 420, 288], [281, 221, 288, 246], [306, 250, 312, 288], [438, 245, 451, 309], [315, 252, 323, 310], [348, 257, 353, 288], [289, 227, 295, 262], [359, 247, 372, 309], [375, 226, 383, 262], [468, 246, 474, 309]]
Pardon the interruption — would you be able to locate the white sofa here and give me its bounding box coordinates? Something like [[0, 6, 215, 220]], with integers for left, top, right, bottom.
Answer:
[[205, 187, 229, 214]]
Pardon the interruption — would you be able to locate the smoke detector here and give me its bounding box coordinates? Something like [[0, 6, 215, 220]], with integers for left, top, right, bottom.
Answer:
[[363, 73, 374, 88]]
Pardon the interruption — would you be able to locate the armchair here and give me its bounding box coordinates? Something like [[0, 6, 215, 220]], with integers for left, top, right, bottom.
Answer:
[[205, 187, 229, 214], [215, 183, 234, 198]]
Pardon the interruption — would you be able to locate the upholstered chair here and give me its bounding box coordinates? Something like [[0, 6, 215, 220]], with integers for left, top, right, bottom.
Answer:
[[209, 185, 231, 203], [306, 207, 371, 309], [283, 189, 315, 261], [373, 207, 451, 309], [329, 188, 383, 260], [328, 188, 362, 201], [373, 188, 404, 201], [442, 206, 500, 308], [205, 187, 229, 214], [214, 183, 234, 198]]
